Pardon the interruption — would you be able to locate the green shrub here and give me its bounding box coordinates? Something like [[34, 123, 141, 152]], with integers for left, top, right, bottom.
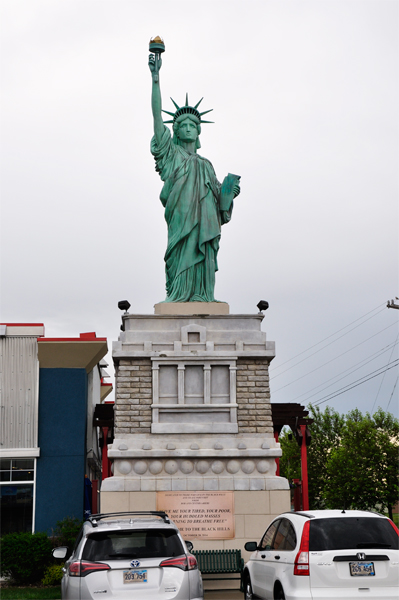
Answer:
[[52, 516, 83, 549], [0, 532, 53, 584], [41, 564, 64, 586]]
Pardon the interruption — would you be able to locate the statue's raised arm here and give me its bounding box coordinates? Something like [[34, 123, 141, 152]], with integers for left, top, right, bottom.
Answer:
[[148, 43, 164, 145], [149, 37, 241, 304]]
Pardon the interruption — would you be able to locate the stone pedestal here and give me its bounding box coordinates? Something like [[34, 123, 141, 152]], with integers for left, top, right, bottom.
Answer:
[[102, 307, 289, 568]]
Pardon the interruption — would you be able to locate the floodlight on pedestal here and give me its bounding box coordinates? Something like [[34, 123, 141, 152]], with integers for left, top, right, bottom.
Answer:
[[257, 300, 269, 313], [118, 300, 131, 314]]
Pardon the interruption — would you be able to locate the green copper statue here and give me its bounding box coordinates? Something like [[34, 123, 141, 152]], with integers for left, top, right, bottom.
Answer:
[[149, 37, 240, 303]]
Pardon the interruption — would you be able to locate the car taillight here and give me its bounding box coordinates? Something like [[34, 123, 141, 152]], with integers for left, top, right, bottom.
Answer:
[[160, 554, 198, 571], [187, 555, 198, 570], [294, 520, 310, 576], [69, 561, 110, 577], [388, 519, 399, 536]]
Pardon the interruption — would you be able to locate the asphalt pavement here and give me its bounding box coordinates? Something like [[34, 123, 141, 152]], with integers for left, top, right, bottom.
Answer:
[[204, 590, 243, 599]]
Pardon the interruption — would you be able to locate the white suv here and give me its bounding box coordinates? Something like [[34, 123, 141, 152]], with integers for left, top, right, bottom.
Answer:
[[53, 511, 203, 600], [242, 509, 399, 600]]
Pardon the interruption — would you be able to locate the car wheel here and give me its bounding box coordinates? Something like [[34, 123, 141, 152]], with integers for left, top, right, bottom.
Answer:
[[244, 575, 256, 599], [274, 587, 285, 600]]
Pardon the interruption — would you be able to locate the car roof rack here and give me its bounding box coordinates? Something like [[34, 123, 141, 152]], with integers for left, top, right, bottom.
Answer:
[[281, 511, 315, 519], [87, 511, 171, 528]]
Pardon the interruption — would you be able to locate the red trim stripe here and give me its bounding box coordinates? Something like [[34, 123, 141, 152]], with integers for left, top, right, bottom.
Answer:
[[38, 338, 107, 342], [0, 323, 44, 327]]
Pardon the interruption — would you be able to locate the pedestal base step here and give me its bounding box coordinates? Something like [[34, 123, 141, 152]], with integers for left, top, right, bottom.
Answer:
[[154, 302, 230, 315]]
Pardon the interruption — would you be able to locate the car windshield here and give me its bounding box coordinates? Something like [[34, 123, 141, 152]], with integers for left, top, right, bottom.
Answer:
[[82, 528, 184, 561], [309, 517, 399, 551]]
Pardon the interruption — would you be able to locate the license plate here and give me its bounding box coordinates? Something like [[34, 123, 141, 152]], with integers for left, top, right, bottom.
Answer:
[[349, 561, 375, 576], [123, 569, 147, 583]]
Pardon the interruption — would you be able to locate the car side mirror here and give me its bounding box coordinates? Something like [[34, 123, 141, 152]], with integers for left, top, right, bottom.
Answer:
[[53, 546, 68, 559], [185, 540, 194, 553], [244, 541, 258, 552]]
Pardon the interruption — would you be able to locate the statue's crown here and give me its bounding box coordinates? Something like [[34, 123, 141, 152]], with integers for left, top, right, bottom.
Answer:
[[163, 94, 213, 124]]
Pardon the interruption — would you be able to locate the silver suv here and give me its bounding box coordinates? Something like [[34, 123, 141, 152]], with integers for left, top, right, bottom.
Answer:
[[53, 511, 203, 599], [242, 509, 399, 600]]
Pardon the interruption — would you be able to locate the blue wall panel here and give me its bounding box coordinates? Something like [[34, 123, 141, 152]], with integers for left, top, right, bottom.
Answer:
[[36, 369, 87, 534]]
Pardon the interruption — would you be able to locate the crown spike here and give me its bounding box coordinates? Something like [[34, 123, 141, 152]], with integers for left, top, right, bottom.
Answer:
[[170, 98, 180, 110], [165, 94, 214, 125]]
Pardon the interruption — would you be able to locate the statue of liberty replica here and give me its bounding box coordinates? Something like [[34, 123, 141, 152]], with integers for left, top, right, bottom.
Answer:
[[104, 37, 286, 541], [149, 37, 240, 303]]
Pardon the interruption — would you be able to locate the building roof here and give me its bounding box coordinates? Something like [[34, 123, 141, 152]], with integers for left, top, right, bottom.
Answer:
[[38, 332, 108, 372]]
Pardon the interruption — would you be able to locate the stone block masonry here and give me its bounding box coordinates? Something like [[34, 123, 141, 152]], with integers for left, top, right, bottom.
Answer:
[[236, 359, 273, 434], [115, 359, 152, 434]]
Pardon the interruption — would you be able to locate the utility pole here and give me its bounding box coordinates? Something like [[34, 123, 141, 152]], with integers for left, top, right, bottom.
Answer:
[[387, 298, 399, 310]]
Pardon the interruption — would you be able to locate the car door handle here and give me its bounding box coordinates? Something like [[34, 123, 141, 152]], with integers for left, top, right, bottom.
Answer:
[[275, 556, 280, 560]]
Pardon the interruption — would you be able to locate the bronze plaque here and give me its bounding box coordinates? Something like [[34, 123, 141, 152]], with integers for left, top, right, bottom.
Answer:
[[156, 491, 235, 539]]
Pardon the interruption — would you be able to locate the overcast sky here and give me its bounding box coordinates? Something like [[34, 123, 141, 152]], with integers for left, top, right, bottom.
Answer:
[[1, 0, 398, 419]]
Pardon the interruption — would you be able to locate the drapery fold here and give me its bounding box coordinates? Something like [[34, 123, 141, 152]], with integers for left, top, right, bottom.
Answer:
[[151, 127, 232, 302]]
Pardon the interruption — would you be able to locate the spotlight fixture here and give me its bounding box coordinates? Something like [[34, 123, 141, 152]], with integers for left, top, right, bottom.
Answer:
[[118, 300, 131, 314], [257, 300, 269, 313]]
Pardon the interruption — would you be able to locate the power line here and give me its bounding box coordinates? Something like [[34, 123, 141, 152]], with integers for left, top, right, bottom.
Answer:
[[290, 339, 399, 403], [272, 306, 387, 380], [371, 333, 399, 413], [271, 303, 386, 376], [272, 321, 398, 394], [309, 360, 399, 407], [386, 376, 398, 411]]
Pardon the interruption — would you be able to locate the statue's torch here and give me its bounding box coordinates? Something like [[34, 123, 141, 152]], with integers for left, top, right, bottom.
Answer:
[[149, 36, 165, 82]]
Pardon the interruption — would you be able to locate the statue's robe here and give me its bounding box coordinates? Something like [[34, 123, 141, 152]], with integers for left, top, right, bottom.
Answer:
[[151, 127, 233, 302]]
